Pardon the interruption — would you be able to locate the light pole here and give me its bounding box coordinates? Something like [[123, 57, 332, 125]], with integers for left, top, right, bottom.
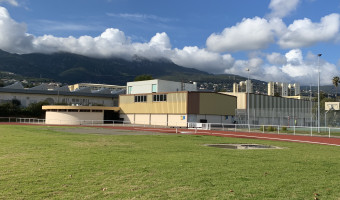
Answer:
[[246, 68, 250, 132], [317, 54, 322, 133]]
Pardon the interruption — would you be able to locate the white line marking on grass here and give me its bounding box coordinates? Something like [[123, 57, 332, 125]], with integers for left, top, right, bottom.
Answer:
[[209, 132, 340, 147]]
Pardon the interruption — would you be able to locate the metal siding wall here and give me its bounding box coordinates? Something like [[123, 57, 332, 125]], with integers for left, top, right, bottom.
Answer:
[[187, 93, 200, 114], [199, 93, 236, 115]]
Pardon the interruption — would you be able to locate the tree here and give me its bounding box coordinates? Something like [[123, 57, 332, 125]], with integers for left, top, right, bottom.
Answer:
[[332, 76, 340, 99], [23, 100, 50, 118], [134, 74, 153, 81]]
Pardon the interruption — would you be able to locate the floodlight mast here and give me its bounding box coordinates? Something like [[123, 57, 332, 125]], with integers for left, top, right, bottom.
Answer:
[[246, 68, 250, 132], [317, 54, 322, 133]]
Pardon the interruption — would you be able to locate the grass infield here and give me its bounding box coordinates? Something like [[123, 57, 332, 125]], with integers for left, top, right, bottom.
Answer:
[[1, 125, 340, 199]]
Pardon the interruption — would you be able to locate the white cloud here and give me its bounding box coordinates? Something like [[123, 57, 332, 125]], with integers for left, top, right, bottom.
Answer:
[[278, 13, 340, 48], [206, 17, 285, 52], [34, 20, 100, 32], [171, 47, 234, 73], [0, 0, 18, 6], [266, 52, 287, 65], [268, 0, 300, 18], [0, 6, 339, 86], [0, 7, 33, 53], [106, 13, 173, 23], [224, 49, 338, 85]]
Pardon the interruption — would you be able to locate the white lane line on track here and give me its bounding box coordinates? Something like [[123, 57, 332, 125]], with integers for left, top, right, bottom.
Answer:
[[210, 132, 340, 147], [128, 128, 340, 146]]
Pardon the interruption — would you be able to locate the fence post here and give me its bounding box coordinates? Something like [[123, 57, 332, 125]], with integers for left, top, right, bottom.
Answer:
[[329, 128, 331, 138], [310, 127, 312, 136], [277, 126, 279, 134], [293, 126, 295, 135]]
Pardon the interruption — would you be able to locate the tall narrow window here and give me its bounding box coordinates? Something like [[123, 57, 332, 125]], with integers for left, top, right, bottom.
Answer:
[[152, 84, 157, 93], [128, 86, 132, 94]]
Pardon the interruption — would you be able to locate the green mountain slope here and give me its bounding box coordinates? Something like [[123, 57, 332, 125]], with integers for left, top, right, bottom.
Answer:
[[0, 50, 209, 85]]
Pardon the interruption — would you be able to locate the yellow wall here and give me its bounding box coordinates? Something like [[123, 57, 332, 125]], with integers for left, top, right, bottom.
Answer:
[[199, 93, 236, 115], [223, 92, 247, 109], [119, 92, 187, 114]]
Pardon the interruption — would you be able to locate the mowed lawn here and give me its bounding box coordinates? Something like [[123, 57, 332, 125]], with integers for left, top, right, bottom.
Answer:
[[1, 125, 340, 199]]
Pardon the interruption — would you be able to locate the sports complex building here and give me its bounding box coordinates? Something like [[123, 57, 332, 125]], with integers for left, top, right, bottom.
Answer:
[[2, 79, 316, 127]]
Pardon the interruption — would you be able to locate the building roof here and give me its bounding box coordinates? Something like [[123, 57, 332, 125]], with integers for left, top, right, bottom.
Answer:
[[0, 87, 119, 98], [42, 105, 120, 111], [120, 90, 236, 97]]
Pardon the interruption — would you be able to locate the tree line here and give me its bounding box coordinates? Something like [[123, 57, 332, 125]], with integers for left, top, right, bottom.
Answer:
[[0, 100, 49, 118]]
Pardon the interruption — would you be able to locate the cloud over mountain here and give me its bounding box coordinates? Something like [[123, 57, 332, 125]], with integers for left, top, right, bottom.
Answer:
[[0, 3, 339, 85]]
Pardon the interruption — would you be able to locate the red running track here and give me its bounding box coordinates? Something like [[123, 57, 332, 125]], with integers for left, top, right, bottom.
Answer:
[[2, 123, 340, 147]]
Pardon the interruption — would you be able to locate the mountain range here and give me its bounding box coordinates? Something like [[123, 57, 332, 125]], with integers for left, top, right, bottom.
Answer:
[[0, 49, 335, 95]]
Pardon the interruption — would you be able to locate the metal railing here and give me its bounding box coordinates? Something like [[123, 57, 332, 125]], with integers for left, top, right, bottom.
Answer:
[[9, 118, 340, 138]]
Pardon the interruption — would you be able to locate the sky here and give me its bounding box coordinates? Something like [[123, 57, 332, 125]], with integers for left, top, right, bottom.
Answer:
[[0, 0, 340, 86]]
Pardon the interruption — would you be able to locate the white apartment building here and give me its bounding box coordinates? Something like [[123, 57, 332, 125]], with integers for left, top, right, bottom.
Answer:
[[268, 82, 300, 97], [233, 80, 253, 93], [126, 79, 197, 94]]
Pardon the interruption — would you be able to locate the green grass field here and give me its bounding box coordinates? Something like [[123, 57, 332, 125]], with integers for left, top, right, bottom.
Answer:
[[1, 125, 340, 199]]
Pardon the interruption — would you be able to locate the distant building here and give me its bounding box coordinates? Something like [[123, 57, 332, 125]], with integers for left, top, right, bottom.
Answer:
[[268, 82, 300, 97], [126, 79, 197, 94], [0, 82, 119, 107], [68, 83, 126, 93], [233, 80, 253, 93]]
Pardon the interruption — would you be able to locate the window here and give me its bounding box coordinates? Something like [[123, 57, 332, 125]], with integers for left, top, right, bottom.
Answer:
[[128, 86, 132, 94], [153, 94, 167, 102], [152, 84, 157, 93], [134, 95, 147, 102]]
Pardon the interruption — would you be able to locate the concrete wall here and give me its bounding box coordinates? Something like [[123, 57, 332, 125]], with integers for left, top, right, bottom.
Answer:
[[45, 111, 103, 125], [188, 114, 234, 124], [126, 79, 197, 94]]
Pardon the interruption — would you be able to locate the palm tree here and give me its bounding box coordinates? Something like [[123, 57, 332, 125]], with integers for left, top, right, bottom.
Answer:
[[332, 76, 340, 99]]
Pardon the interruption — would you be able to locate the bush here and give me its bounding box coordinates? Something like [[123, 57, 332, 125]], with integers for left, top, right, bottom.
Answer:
[[267, 126, 277, 132], [282, 126, 287, 131]]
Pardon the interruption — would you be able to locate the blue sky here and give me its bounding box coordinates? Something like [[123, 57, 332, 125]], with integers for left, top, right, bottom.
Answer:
[[0, 0, 340, 85]]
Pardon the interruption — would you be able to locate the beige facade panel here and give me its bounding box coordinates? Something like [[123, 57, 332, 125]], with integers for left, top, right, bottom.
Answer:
[[45, 111, 103, 125], [119, 92, 187, 114], [135, 114, 150, 125], [150, 114, 168, 126], [168, 114, 187, 127], [120, 114, 135, 123], [199, 93, 236, 115]]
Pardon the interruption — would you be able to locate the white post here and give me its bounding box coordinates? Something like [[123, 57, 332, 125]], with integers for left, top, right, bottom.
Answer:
[[246, 68, 250, 132], [317, 53, 322, 133]]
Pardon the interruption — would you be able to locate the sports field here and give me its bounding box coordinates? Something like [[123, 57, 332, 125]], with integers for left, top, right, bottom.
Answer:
[[1, 125, 340, 199]]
